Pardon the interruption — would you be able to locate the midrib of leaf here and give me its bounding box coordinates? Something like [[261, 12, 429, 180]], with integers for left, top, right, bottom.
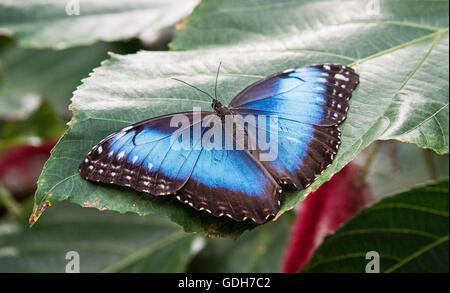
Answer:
[[380, 29, 447, 138], [400, 102, 449, 136], [44, 173, 77, 195], [304, 233, 449, 272], [304, 253, 401, 271], [343, 20, 442, 32], [206, 0, 310, 14], [368, 203, 450, 217], [349, 28, 448, 67], [333, 228, 440, 240], [268, 49, 357, 61], [99, 230, 187, 273], [384, 234, 449, 273], [195, 0, 446, 18]]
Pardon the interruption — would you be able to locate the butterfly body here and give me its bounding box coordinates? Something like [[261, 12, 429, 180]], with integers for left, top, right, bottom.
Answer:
[[211, 99, 232, 121], [79, 64, 359, 224]]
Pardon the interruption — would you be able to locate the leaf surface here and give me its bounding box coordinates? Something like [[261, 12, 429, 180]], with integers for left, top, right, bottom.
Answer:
[[0, 0, 199, 49], [302, 181, 449, 273], [33, 0, 449, 236], [0, 202, 200, 272]]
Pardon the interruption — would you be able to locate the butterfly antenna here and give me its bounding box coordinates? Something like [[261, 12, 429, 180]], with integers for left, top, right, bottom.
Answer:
[[215, 61, 222, 100], [172, 78, 215, 101]]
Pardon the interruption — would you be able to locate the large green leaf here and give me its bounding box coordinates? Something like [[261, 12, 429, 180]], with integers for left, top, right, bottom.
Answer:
[[32, 0, 449, 236], [302, 181, 449, 273], [0, 202, 201, 272], [0, 0, 199, 49]]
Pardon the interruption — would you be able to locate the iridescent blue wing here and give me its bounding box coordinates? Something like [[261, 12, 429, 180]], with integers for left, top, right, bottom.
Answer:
[[176, 115, 281, 224], [230, 64, 359, 189], [80, 112, 281, 224], [79, 112, 204, 195]]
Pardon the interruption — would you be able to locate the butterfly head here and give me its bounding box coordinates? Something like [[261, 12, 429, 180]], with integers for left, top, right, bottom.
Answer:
[[212, 99, 222, 111]]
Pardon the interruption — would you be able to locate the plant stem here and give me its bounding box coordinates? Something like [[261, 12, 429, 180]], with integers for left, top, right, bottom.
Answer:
[[422, 148, 438, 181], [356, 141, 380, 187], [0, 183, 24, 216]]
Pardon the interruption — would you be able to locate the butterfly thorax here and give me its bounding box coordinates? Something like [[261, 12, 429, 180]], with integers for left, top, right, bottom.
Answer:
[[212, 99, 231, 120]]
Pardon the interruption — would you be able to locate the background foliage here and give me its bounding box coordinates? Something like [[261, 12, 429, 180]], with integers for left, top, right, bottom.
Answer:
[[0, 0, 448, 272]]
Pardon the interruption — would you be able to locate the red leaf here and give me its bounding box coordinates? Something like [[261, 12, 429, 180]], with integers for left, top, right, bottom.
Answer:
[[0, 141, 56, 194], [281, 163, 373, 273]]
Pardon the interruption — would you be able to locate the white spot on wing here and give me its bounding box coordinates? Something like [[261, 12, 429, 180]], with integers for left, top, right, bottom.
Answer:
[[335, 73, 349, 82]]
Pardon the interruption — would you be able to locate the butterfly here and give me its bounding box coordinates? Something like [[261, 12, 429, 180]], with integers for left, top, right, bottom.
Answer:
[[79, 64, 359, 224]]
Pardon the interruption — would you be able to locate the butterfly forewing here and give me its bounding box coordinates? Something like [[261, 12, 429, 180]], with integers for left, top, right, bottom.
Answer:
[[230, 64, 358, 189], [79, 112, 205, 195]]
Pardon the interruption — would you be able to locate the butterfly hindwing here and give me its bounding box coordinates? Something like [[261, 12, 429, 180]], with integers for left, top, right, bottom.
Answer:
[[177, 115, 281, 224]]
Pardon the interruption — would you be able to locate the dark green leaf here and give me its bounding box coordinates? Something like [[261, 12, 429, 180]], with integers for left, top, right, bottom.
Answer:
[[302, 181, 449, 273], [0, 202, 201, 272]]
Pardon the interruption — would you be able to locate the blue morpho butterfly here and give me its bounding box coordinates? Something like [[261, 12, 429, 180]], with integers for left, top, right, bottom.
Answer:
[[79, 63, 359, 224]]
